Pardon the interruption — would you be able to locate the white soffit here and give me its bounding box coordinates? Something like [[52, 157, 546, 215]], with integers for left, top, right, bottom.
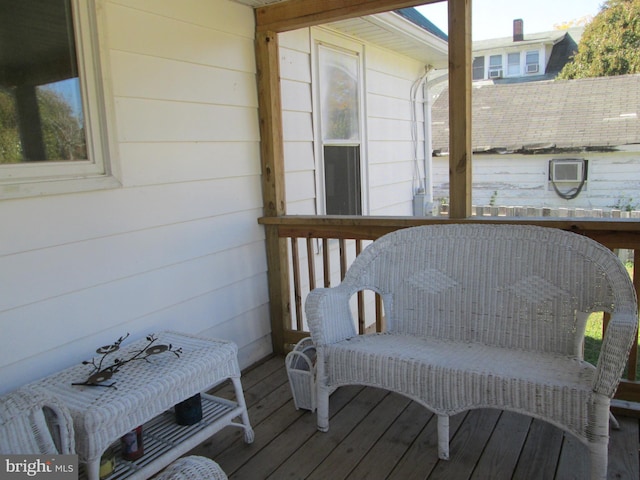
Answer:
[[328, 12, 448, 68]]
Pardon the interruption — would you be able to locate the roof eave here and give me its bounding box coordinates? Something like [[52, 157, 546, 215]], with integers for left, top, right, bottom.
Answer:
[[329, 10, 449, 68]]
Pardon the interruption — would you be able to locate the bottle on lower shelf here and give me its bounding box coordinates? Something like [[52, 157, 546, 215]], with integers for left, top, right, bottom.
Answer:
[[99, 446, 116, 479], [120, 425, 144, 461]]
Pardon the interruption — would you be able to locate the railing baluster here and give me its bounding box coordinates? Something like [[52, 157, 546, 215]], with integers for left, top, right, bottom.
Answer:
[[323, 238, 330, 288], [290, 237, 303, 331], [339, 239, 348, 280], [376, 294, 384, 333], [306, 237, 316, 292], [356, 240, 365, 334]]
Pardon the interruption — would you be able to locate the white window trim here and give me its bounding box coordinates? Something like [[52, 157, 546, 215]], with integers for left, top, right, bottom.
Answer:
[[310, 27, 368, 216], [506, 52, 520, 77], [0, 0, 120, 200], [488, 54, 503, 79], [525, 49, 541, 74], [472, 56, 485, 80]]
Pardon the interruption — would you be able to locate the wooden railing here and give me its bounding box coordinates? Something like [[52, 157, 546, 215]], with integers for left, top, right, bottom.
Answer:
[[258, 215, 640, 407]]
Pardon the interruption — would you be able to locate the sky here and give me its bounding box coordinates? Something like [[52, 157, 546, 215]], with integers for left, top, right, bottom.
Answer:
[[416, 0, 605, 41]]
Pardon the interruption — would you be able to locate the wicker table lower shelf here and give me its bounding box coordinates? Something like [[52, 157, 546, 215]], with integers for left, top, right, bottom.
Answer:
[[80, 393, 246, 480]]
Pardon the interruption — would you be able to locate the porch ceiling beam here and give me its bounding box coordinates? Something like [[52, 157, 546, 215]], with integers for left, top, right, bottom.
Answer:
[[255, 0, 445, 33]]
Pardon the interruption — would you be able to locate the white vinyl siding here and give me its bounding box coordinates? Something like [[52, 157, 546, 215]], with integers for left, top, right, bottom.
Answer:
[[278, 28, 316, 215], [279, 25, 430, 330], [0, 0, 269, 394], [281, 25, 428, 217]]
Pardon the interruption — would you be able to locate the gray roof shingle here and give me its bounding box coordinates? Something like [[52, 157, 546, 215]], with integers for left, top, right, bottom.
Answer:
[[431, 74, 640, 153]]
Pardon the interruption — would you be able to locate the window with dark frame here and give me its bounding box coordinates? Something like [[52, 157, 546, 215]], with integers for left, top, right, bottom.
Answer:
[[324, 145, 361, 215]]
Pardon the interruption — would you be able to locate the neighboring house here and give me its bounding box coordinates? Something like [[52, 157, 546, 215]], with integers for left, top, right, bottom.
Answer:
[[0, 1, 446, 394], [430, 74, 640, 210], [472, 21, 583, 83]]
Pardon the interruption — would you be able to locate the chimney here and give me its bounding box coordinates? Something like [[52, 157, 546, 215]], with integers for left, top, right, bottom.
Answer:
[[513, 19, 524, 41]]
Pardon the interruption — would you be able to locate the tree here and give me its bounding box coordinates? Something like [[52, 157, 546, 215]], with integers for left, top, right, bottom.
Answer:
[[37, 88, 86, 161], [0, 85, 86, 164], [559, 0, 640, 79], [0, 89, 22, 163]]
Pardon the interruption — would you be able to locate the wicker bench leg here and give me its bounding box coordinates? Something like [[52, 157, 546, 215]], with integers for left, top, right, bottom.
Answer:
[[588, 441, 608, 480], [231, 377, 254, 444], [437, 415, 450, 460], [316, 384, 330, 432], [587, 395, 610, 480]]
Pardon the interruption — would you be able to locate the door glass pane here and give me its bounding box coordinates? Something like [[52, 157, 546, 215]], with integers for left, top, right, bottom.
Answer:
[[0, 0, 87, 163], [319, 46, 359, 142], [324, 145, 361, 215]]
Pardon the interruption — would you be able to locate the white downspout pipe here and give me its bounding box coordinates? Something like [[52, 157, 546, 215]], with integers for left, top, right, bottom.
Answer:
[[423, 80, 434, 213]]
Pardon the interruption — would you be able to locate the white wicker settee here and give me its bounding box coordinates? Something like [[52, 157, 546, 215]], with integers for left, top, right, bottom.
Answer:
[[305, 224, 638, 480]]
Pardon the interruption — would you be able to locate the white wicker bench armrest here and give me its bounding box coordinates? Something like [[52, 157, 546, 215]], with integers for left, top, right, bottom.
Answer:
[[306, 284, 357, 347], [594, 310, 638, 396]]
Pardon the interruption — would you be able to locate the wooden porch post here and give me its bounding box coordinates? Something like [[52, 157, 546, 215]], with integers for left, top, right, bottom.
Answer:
[[256, 30, 291, 354], [447, 0, 472, 219]]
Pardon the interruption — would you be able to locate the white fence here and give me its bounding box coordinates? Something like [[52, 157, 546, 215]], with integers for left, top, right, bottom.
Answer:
[[436, 204, 639, 262], [437, 204, 640, 219]]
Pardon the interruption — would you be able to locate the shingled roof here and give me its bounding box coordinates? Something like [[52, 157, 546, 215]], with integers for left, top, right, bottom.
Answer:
[[431, 74, 640, 154]]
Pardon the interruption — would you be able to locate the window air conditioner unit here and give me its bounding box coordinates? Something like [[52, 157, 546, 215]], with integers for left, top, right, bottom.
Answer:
[[550, 159, 585, 182], [489, 69, 503, 79], [526, 64, 539, 73]]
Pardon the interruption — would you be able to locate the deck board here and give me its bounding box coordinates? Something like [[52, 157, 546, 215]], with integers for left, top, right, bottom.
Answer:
[[388, 410, 467, 479], [347, 399, 434, 480], [267, 386, 373, 479], [513, 417, 564, 479], [469, 410, 532, 480], [428, 408, 502, 479], [308, 392, 411, 480], [606, 414, 640, 479], [189, 355, 640, 480]]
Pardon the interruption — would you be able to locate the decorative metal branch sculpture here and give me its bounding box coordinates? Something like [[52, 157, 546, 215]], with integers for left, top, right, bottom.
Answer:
[[73, 333, 182, 388]]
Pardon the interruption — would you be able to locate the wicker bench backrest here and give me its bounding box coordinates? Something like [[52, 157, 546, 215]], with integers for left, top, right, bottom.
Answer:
[[343, 224, 636, 355]]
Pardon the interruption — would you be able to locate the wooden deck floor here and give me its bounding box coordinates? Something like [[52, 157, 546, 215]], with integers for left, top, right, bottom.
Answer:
[[189, 356, 639, 480]]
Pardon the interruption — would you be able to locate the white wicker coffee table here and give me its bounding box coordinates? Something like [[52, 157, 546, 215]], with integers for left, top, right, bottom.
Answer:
[[30, 331, 254, 480]]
